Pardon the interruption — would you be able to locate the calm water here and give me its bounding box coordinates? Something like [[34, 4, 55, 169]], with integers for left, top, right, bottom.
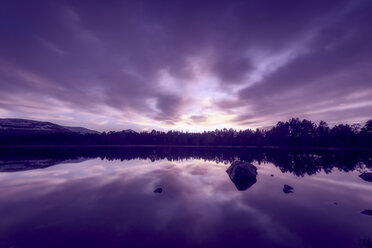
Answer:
[[0, 147, 371, 248]]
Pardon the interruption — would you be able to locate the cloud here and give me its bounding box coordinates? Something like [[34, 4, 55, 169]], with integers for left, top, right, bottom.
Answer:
[[212, 53, 253, 84], [222, 0, 372, 126], [154, 94, 190, 124], [0, 0, 371, 130]]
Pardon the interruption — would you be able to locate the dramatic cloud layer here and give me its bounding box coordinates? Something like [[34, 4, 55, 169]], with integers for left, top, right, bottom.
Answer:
[[0, 0, 371, 131]]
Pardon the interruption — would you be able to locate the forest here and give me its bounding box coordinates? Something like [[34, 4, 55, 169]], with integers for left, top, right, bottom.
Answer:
[[0, 118, 371, 147]]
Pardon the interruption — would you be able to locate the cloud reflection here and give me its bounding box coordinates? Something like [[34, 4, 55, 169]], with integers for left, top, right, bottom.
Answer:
[[0, 158, 372, 247]]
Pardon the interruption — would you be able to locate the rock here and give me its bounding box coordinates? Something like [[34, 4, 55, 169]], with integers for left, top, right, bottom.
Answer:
[[153, 188, 163, 193], [359, 172, 372, 182], [270, 174, 274, 177], [227, 161, 257, 180], [283, 184, 294, 194], [361, 209, 372, 216], [226, 161, 257, 191]]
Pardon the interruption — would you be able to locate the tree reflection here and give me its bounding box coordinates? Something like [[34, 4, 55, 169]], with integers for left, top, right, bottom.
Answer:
[[0, 147, 370, 177]]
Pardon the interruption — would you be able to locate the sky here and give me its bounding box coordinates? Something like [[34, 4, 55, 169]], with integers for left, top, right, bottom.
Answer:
[[0, 0, 371, 132]]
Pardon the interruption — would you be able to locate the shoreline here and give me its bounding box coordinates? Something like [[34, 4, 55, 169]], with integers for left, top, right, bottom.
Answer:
[[0, 145, 371, 151]]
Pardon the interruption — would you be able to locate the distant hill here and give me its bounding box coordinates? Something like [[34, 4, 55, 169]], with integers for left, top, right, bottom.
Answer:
[[62, 126, 100, 134], [122, 129, 137, 134], [0, 118, 99, 135]]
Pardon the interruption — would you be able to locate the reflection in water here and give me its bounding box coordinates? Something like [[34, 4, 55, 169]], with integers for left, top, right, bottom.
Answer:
[[0, 148, 371, 247], [0, 147, 371, 176]]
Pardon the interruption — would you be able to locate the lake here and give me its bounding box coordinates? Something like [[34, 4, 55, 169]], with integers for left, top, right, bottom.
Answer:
[[0, 147, 371, 248]]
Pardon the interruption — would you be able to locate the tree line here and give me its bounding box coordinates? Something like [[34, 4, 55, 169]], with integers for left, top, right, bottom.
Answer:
[[0, 118, 371, 147]]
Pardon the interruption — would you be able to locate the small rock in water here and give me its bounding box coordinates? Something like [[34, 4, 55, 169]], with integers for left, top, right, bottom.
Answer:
[[270, 174, 274, 177], [283, 184, 294, 194], [153, 188, 163, 193], [361, 209, 372, 216], [359, 172, 372, 182], [333, 202, 338, 205]]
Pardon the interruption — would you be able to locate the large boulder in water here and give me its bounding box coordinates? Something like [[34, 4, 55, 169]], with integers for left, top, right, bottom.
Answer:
[[226, 161, 257, 191], [359, 172, 372, 182]]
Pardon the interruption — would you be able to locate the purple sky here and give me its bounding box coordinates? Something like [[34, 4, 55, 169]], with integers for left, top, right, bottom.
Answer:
[[0, 0, 371, 131]]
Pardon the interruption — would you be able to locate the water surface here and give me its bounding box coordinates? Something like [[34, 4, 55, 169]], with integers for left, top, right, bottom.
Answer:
[[0, 148, 371, 248]]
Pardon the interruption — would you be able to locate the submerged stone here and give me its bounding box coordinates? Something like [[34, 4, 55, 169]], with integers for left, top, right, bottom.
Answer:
[[359, 172, 372, 182], [283, 184, 294, 194], [226, 161, 257, 191], [153, 188, 163, 193], [361, 209, 372, 216]]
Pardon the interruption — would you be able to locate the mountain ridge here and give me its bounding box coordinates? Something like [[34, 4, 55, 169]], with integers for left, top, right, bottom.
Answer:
[[0, 118, 99, 135]]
